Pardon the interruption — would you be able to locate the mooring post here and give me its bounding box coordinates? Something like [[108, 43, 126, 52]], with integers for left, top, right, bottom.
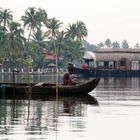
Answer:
[[12, 69, 19, 95]]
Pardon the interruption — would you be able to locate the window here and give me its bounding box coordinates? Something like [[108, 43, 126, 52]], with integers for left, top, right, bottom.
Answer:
[[120, 58, 126, 66], [98, 61, 104, 67]]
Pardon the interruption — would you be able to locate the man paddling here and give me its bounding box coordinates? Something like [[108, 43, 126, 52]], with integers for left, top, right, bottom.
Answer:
[[63, 69, 76, 85]]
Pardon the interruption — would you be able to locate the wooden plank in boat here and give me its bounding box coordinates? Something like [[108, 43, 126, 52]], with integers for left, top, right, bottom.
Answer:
[[35, 82, 45, 86]]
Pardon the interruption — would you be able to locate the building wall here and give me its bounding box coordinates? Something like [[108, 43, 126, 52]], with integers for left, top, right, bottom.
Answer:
[[94, 51, 140, 70]]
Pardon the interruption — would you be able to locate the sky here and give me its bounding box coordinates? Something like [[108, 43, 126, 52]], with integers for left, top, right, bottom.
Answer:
[[1, 0, 140, 47]]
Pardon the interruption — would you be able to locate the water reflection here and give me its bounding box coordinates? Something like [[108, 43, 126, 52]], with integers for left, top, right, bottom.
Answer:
[[96, 77, 140, 91], [1, 76, 140, 140], [93, 77, 140, 100], [0, 94, 98, 139]]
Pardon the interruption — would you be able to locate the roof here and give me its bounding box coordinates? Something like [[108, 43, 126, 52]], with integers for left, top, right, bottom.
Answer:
[[94, 48, 140, 61], [83, 51, 96, 60], [94, 48, 140, 53], [48, 63, 56, 67], [45, 53, 63, 60]]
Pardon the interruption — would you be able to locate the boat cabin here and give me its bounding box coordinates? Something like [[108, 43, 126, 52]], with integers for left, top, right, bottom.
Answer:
[[83, 49, 140, 70]]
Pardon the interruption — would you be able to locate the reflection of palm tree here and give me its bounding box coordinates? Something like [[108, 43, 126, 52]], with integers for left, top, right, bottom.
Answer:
[[0, 8, 13, 27]]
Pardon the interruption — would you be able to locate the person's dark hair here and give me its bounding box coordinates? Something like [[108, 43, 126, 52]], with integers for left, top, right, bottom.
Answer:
[[68, 63, 74, 73]]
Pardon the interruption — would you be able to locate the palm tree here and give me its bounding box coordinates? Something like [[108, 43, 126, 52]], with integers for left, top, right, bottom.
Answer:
[[64, 39, 85, 62], [0, 26, 7, 64], [32, 28, 47, 48], [72, 41, 85, 62], [44, 17, 63, 66], [21, 7, 40, 92], [55, 31, 67, 63], [45, 17, 63, 91], [65, 23, 77, 40], [37, 8, 48, 25], [0, 8, 13, 28], [45, 17, 63, 39], [66, 21, 88, 41], [76, 21, 88, 41], [4, 21, 25, 68], [21, 7, 42, 43], [65, 21, 87, 65], [32, 28, 47, 69], [0, 26, 7, 44]]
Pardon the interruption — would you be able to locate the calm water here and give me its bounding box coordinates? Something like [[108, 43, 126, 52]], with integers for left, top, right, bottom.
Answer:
[[0, 76, 140, 140]]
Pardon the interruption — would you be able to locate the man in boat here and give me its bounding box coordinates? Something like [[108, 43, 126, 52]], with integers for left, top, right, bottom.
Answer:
[[63, 69, 76, 85], [81, 63, 88, 69]]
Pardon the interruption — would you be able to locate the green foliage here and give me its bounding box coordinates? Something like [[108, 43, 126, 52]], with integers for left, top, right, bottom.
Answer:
[[122, 40, 129, 48], [105, 38, 111, 48], [23, 57, 33, 68], [112, 41, 120, 48], [23, 75, 33, 83], [0, 7, 89, 70], [1, 7, 140, 72], [134, 43, 140, 48], [23, 57, 33, 84], [97, 42, 104, 49], [0, 8, 13, 27], [82, 40, 97, 51], [65, 21, 88, 41]]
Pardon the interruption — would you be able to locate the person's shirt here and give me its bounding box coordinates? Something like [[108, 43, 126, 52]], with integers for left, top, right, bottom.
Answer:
[[63, 72, 76, 85], [63, 72, 71, 85]]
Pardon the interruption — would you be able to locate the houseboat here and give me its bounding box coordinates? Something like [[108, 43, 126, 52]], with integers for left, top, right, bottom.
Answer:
[[73, 48, 140, 77]]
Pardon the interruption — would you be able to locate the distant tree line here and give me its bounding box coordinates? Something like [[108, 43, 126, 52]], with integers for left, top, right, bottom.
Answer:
[[83, 38, 140, 51]]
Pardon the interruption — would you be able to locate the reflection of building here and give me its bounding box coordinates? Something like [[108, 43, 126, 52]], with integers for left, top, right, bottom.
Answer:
[[83, 49, 140, 77]]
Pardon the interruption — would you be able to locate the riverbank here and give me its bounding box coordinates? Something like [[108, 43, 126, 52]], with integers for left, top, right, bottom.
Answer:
[[0, 68, 66, 75]]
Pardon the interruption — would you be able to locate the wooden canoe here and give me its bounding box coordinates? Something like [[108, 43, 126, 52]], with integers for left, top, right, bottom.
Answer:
[[0, 78, 100, 98]]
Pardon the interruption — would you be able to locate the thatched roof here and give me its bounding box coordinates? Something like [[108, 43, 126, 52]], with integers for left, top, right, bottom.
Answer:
[[90, 49, 140, 61], [94, 48, 140, 53]]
